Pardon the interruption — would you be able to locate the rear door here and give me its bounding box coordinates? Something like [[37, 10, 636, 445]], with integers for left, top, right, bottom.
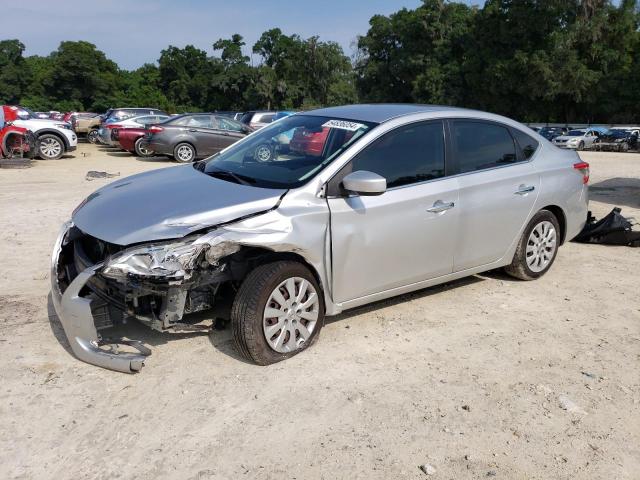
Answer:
[[449, 120, 540, 271], [327, 120, 459, 303]]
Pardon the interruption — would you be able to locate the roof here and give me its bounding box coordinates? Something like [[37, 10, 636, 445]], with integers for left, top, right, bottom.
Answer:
[[304, 104, 472, 124]]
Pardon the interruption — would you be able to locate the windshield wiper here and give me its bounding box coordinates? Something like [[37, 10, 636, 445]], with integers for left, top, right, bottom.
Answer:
[[207, 168, 255, 186]]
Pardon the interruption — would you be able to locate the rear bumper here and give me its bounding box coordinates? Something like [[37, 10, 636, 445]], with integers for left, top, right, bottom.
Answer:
[[51, 222, 148, 373]]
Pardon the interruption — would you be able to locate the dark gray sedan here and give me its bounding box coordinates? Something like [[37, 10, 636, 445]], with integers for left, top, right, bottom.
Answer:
[[145, 114, 252, 162]]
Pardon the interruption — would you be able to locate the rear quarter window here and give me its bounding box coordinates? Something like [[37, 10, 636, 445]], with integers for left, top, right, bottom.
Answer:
[[512, 129, 539, 160], [451, 120, 519, 173]]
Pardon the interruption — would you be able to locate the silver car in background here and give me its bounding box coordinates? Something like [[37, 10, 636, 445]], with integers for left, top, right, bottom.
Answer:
[[51, 104, 589, 372], [552, 128, 601, 150]]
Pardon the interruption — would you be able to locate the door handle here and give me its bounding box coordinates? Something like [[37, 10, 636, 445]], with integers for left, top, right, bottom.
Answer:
[[427, 200, 455, 213], [188, 128, 197, 132], [515, 185, 535, 195]]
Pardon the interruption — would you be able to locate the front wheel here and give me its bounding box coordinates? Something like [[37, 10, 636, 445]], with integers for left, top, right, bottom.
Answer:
[[37, 134, 64, 160], [504, 210, 560, 280], [231, 261, 324, 365], [577, 141, 585, 151], [173, 142, 195, 163], [134, 137, 154, 157]]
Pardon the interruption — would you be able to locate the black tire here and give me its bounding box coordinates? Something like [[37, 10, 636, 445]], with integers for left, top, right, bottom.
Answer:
[[577, 141, 585, 151], [0, 158, 33, 169], [87, 129, 99, 144], [134, 137, 154, 157], [504, 209, 561, 281], [173, 142, 196, 163], [231, 261, 325, 365], [37, 134, 65, 160]]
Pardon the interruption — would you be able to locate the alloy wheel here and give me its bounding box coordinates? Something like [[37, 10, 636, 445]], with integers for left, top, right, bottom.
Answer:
[[255, 144, 272, 162], [176, 145, 194, 162], [526, 221, 557, 273], [263, 277, 319, 353], [39, 137, 62, 159]]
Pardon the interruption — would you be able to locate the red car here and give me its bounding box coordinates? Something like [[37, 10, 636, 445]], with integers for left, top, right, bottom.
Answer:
[[289, 127, 330, 157], [1, 105, 34, 158], [117, 127, 154, 157]]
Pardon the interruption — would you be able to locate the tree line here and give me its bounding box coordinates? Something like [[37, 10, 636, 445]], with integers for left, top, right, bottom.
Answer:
[[1, 0, 639, 123]]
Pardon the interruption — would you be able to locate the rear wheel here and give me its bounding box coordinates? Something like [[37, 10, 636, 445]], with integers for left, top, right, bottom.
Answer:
[[504, 210, 560, 281], [134, 137, 154, 157], [174, 142, 195, 163], [37, 134, 64, 160], [231, 261, 324, 365], [87, 129, 99, 144]]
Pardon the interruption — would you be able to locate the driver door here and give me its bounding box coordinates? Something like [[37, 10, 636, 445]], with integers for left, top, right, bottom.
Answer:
[[327, 121, 459, 303]]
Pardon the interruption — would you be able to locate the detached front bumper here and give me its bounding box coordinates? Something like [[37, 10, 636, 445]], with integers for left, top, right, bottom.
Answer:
[[50, 222, 149, 373]]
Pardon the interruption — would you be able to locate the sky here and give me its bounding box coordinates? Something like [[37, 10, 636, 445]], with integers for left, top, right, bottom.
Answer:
[[3, 0, 482, 70]]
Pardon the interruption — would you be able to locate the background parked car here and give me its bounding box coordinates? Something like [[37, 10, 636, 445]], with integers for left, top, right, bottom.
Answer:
[[65, 113, 101, 142], [144, 113, 252, 162], [239, 111, 278, 130], [10, 106, 77, 159], [538, 126, 569, 141], [594, 128, 639, 151], [101, 108, 168, 124], [0, 105, 35, 160], [117, 127, 156, 157], [552, 128, 601, 150], [98, 114, 170, 146]]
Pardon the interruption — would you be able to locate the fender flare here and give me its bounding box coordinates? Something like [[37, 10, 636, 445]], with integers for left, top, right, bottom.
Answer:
[[34, 129, 70, 150]]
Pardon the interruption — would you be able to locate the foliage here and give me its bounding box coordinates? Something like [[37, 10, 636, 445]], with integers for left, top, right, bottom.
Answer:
[[0, 1, 639, 122]]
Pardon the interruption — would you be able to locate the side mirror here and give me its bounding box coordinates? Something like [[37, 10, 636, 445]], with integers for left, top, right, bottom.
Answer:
[[342, 170, 387, 196]]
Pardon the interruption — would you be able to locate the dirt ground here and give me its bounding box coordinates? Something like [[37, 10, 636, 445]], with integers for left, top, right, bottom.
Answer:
[[0, 143, 638, 480]]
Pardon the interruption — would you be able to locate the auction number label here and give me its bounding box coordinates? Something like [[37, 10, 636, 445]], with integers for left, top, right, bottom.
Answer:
[[322, 119, 366, 131]]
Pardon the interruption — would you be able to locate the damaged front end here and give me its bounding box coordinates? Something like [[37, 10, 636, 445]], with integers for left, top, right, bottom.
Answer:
[[51, 208, 315, 373], [51, 223, 250, 373]]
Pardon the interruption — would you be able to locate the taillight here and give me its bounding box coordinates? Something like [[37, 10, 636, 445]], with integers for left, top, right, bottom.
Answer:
[[106, 124, 122, 129], [148, 126, 164, 133], [573, 161, 590, 184]]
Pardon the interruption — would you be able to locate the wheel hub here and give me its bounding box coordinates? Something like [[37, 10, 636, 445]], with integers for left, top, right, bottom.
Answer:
[[263, 277, 319, 353], [525, 220, 557, 273]]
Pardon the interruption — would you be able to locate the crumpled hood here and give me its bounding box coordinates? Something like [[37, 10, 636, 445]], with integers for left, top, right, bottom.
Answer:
[[72, 165, 286, 245]]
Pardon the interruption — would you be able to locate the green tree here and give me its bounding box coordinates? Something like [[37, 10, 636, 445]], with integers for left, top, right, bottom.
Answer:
[[44, 41, 122, 110], [356, 0, 475, 106], [0, 40, 31, 104]]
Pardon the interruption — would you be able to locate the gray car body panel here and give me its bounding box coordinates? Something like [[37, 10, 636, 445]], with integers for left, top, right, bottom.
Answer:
[[53, 104, 588, 372], [72, 165, 286, 245]]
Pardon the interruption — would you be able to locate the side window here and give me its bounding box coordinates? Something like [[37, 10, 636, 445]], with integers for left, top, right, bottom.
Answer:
[[512, 129, 539, 160], [452, 121, 518, 173], [218, 118, 244, 132], [349, 121, 445, 189], [187, 116, 213, 128]]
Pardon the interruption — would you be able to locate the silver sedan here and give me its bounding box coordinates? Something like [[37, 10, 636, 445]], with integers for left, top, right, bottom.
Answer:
[[52, 105, 589, 372]]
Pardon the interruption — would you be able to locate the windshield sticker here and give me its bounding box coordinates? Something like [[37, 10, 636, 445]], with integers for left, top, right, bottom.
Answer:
[[322, 119, 366, 131]]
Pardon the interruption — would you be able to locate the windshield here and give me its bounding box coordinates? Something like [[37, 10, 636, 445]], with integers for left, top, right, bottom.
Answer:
[[566, 130, 585, 136], [605, 129, 628, 137], [197, 115, 376, 189], [17, 107, 37, 120]]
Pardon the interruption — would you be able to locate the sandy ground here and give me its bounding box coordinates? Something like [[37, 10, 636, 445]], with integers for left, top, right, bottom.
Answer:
[[0, 143, 639, 480]]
